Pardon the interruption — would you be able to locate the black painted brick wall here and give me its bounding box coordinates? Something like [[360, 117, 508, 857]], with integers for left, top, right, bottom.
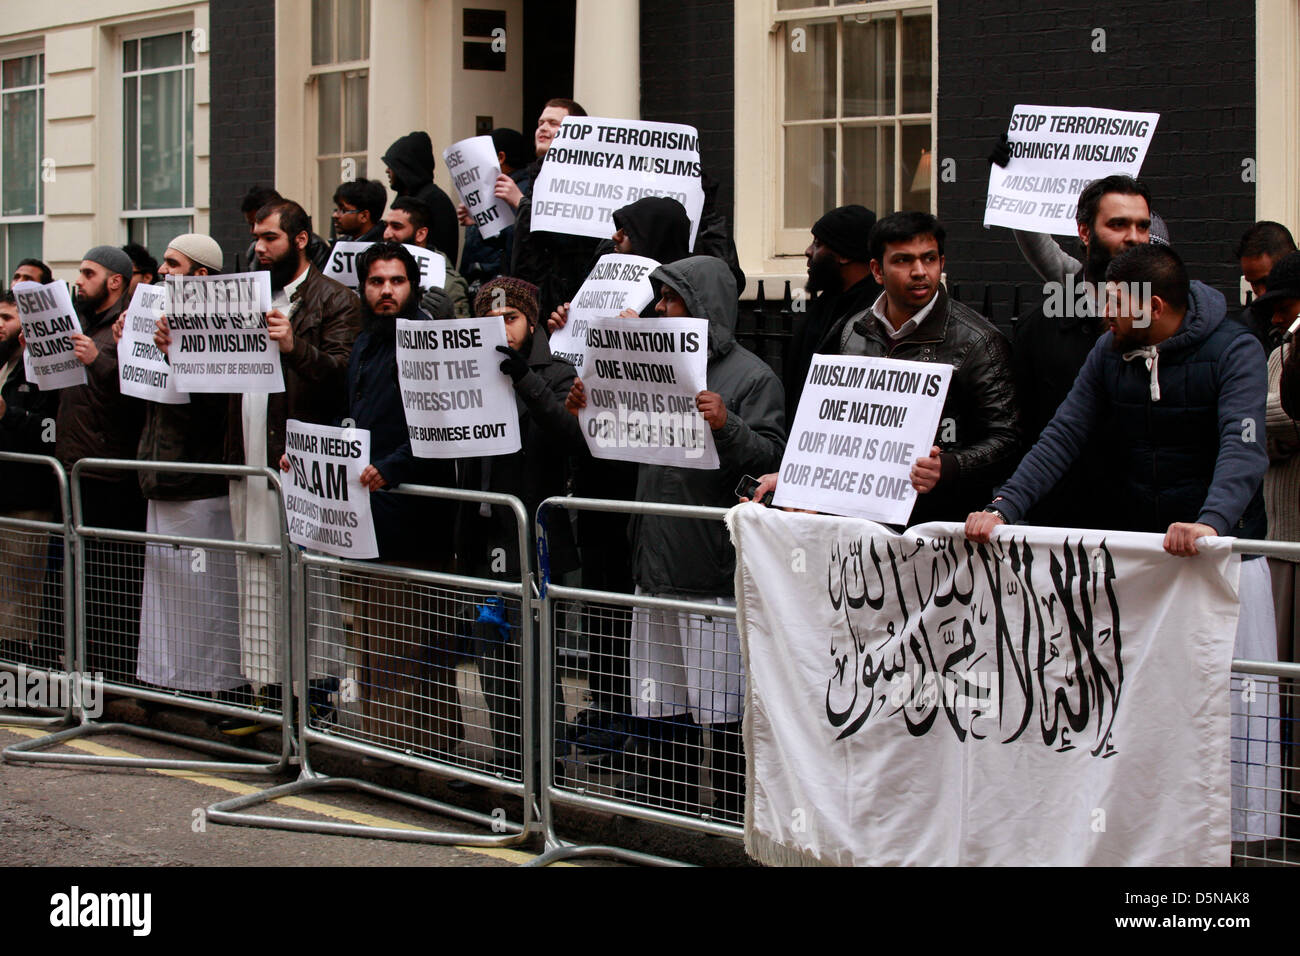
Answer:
[[640, 0, 734, 226], [938, 0, 1255, 311], [209, 0, 276, 269]]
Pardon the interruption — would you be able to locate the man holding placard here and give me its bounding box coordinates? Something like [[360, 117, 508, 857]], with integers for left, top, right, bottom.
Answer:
[[53, 246, 147, 681], [382, 196, 471, 317], [127, 233, 243, 698], [827, 212, 1020, 523], [227, 199, 360, 701], [566, 255, 786, 817]]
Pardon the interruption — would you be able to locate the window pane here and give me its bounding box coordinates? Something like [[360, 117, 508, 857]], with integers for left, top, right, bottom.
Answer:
[[343, 71, 367, 153], [784, 21, 836, 121], [319, 158, 338, 233], [900, 123, 932, 209], [123, 75, 138, 210], [37, 77, 44, 214], [318, 71, 341, 155], [784, 124, 835, 229], [140, 33, 185, 70], [777, 0, 829, 8], [900, 12, 932, 114], [123, 40, 138, 74], [313, 0, 334, 65], [2, 54, 40, 89], [843, 124, 896, 216], [843, 15, 895, 117], [337, 0, 369, 62], [5, 222, 42, 280], [139, 69, 186, 209], [2, 89, 38, 215], [145, 215, 193, 259]]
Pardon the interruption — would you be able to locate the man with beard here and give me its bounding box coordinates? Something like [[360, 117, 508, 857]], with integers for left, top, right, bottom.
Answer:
[[382, 131, 460, 264], [0, 290, 60, 666], [57, 247, 147, 682], [227, 199, 360, 716], [128, 234, 242, 701], [1236, 221, 1297, 351], [968, 245, 1275, 844], [286, 242, 458, 755], [785, 204, 880, 419], [381, 195, 471, 317], [1009, 175, 1152, 527]]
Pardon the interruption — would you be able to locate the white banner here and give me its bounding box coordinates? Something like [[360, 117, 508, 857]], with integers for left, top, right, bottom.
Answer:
[[395, 316, 521, 459], [729, 506, 1240, 866], [13, 280, 86, 390], [531, 116, 705, 247], [444, 135, 515, 240], [578, 315, 717, 469], [324, 241, 447, 291], [773, 355, 952, 524], [117, 283, 188, 405], [547, 253, 659, 373], [983, 105, 1160, 235], [282, 419, 379, 559], [165, 272, 283, 394]]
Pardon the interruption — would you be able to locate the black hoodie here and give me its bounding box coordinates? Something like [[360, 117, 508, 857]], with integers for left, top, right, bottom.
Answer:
[[382, 131, 461, 263]]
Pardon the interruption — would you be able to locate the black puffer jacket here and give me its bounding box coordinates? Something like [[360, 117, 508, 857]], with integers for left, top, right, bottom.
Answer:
[[832, 286, 1021, 524], [382, 131, 460, 263]]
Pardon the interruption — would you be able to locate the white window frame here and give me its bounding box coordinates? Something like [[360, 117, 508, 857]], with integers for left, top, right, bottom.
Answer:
[[120, 27, 196, 241], [307, 0, 371, 227], [734, 0, 937, 293], [0, 46, 45, 274]]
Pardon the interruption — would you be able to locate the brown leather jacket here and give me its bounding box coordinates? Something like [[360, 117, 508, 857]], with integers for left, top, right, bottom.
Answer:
[[55, 292, 143, 482], [226, 266, 361, 466]]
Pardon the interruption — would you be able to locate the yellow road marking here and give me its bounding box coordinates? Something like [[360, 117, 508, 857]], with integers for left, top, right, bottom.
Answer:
[[0, 724, 569, 866]]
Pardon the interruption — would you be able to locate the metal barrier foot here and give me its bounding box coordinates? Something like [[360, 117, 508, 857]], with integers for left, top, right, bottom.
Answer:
[[205, 772, 533, 847], [525, 833, 692, 868], [2, 720, 290, 774], [0, 708, 74, 729]]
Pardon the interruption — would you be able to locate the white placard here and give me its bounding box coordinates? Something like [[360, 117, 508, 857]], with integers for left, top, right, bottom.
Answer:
[[281, 419, 379, 559], [396, 316, 522, 459], [547, 254, 659, 373], [773, 355, 952, 524], [578, 315, 717, 469], [165, 272, 284, 394], [117, 283, 188, 404], [730, 507, 1240, 866], [983, 105, 1160, 235], [12, 280, 86, 390], [531, 116, 705, 247], [324, 241, 448, 291], [444, 135, 515, 240]]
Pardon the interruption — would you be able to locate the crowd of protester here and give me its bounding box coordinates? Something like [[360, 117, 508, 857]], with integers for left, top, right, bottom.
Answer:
[[0, 98, 1296, 827]]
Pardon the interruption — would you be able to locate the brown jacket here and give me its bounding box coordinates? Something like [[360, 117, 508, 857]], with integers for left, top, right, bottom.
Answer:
[[226, 266, 361, 466], [55, 292, 143, 482], [137, 395, 230, 501]]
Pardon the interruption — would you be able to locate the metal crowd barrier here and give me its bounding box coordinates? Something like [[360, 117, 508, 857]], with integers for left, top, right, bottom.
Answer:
[[206, 483, 538, 847], [4, 459, 293, 774], [0, 453, 75, 727], [529, 496, 739, 867]]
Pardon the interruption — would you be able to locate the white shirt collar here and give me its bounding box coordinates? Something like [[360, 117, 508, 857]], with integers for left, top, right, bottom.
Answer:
[[871, 290, 939, 341]]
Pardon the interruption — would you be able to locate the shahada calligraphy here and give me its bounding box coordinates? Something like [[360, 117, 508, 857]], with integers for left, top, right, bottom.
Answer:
[[826, 532, 1122, 757]]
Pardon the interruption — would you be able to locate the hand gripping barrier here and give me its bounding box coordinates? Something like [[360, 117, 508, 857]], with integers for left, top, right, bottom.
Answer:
[[529, 496, 740, 867], [205, 483, 539, 847], [0, 452, 76, 728], [3, 459, 292, 774]]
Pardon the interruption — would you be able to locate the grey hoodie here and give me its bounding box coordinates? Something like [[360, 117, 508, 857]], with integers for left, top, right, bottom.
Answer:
[[632, 256, 787, 596]]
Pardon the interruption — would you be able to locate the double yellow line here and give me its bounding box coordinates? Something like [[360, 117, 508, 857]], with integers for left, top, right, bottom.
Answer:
[[0, 724, 571, 866]]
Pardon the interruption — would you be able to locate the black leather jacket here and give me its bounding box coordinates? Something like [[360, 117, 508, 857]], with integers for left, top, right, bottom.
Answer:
[[830, 286, 1021, 524]]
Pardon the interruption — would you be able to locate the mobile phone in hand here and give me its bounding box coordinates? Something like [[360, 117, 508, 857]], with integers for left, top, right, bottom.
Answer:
[[735, 474, 773, 506]]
